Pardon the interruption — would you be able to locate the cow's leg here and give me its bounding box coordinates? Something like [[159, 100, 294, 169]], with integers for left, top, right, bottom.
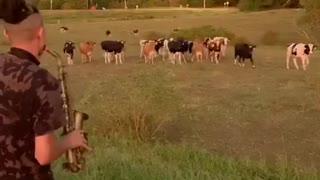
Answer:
[[215, 52, 219, 64], [234, 55, 238, 65], [108, 52, 111, 64], [191, 54, 194, 63], [67, 56, 70, 65], [70, 54, 74, 65], [250, 58, 255, 69], [66, 55, 70, 65], [301, 56, 307, 71], [168, 53, 173, 64], [286, 54, 291, 69], [241, 58, 245, 67], [171, 53, 177, 64], [306, 56, 310, 67], [178, 53, 182, 65], [104, 52, 107, 64], [293, 57, 299, 70], [89, 53, 92, 63], [81, 54, 84, 63], [144, 54, 148, 64], [222, 46, 226, 57], [140, 44, 144, 58], [119, 53, 123, 64], [151, 55, 155, 65], [200, 53, 203, 63], [182, 53, 187, 63], [115, 53, 119, 65]]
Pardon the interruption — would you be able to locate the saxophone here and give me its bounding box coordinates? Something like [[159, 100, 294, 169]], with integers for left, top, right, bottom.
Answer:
[[44, 46, 90, 173]]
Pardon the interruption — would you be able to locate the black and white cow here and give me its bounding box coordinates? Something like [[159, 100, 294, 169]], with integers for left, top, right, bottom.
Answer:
[[155, 38, 170, 61], [286, 43, 317, 71], [63, 41, 76, 65], [234, 43, 256, 68], [101, 40, 126, 64], [167, 38, 193, 65]]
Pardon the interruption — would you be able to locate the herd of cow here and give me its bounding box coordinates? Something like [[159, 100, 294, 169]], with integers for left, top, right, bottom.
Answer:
[[63, 36, 317, 71]]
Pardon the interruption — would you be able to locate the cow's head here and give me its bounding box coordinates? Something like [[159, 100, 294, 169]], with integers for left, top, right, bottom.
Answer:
[[307, 43, 316, 54], [207, 40, 221, 51], [248, 45, 256, 54], [86, 41, 96, 47], [64, 41, 76, 49], [154, 39, 165, 52], [188, 41, 194, 53], [156, 38, 165, 47], [203, 37, 212, 47], [223, 37, 230, 45]]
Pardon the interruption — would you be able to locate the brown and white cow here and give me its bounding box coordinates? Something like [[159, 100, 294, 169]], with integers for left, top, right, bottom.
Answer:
[[191, 38, 205, 63], [79, 41, 96, 63], [205, 38, 222, 64], [139, 39, 148, 58], [142, 40, 163, 64], [213, 36, 230, 58], [286, 43, 317, 71]]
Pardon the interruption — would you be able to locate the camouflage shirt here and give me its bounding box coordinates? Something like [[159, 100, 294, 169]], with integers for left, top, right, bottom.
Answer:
[[0, 47, 66, 180]]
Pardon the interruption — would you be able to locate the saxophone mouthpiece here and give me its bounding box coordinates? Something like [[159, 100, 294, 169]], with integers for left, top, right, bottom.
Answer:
[[43, 44, 49, 52]]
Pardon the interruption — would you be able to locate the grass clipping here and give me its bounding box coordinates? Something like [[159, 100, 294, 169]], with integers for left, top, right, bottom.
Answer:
[[81, 67, 182, 142]]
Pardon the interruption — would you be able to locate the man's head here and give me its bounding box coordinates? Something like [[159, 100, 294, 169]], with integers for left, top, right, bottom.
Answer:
[[3, 13, 46, 57]]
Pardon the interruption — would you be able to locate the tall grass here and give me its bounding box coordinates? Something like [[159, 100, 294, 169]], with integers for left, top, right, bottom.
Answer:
[[77, 67, 183, 142], [54, 137, 319, 180]]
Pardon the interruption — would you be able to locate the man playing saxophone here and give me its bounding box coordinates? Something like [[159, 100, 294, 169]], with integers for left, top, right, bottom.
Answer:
[[0, 0, 91, 179]]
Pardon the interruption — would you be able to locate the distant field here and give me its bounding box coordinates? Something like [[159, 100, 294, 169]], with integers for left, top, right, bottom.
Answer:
[[1, 8, 320, 179]]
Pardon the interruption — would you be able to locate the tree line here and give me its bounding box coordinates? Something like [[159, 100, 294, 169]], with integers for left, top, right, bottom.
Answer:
[[36, 0, 302, 10]]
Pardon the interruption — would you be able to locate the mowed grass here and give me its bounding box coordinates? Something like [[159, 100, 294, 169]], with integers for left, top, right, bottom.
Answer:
[[1, 8, 320, 179]]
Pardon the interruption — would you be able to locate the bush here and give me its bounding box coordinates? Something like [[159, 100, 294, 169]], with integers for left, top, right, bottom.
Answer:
[[168, 25, 236, 41], [79, 67, 183, 142], [232, 36, 252, 45], [260, 30, 280, 45]]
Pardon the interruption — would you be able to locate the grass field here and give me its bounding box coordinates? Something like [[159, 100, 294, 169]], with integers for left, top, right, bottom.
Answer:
[[2, 8, 320, 179]]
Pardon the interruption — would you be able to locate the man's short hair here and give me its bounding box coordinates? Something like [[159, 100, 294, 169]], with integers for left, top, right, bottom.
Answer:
[[4, 13, 44, 43]]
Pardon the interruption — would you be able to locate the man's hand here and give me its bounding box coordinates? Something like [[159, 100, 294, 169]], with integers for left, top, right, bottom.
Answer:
[[63, 129, 92, 151], [35, 129, 91, 166]]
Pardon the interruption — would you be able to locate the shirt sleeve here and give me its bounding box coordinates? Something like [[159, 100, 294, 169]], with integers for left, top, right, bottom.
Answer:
[[32, 69, 67, 136]]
